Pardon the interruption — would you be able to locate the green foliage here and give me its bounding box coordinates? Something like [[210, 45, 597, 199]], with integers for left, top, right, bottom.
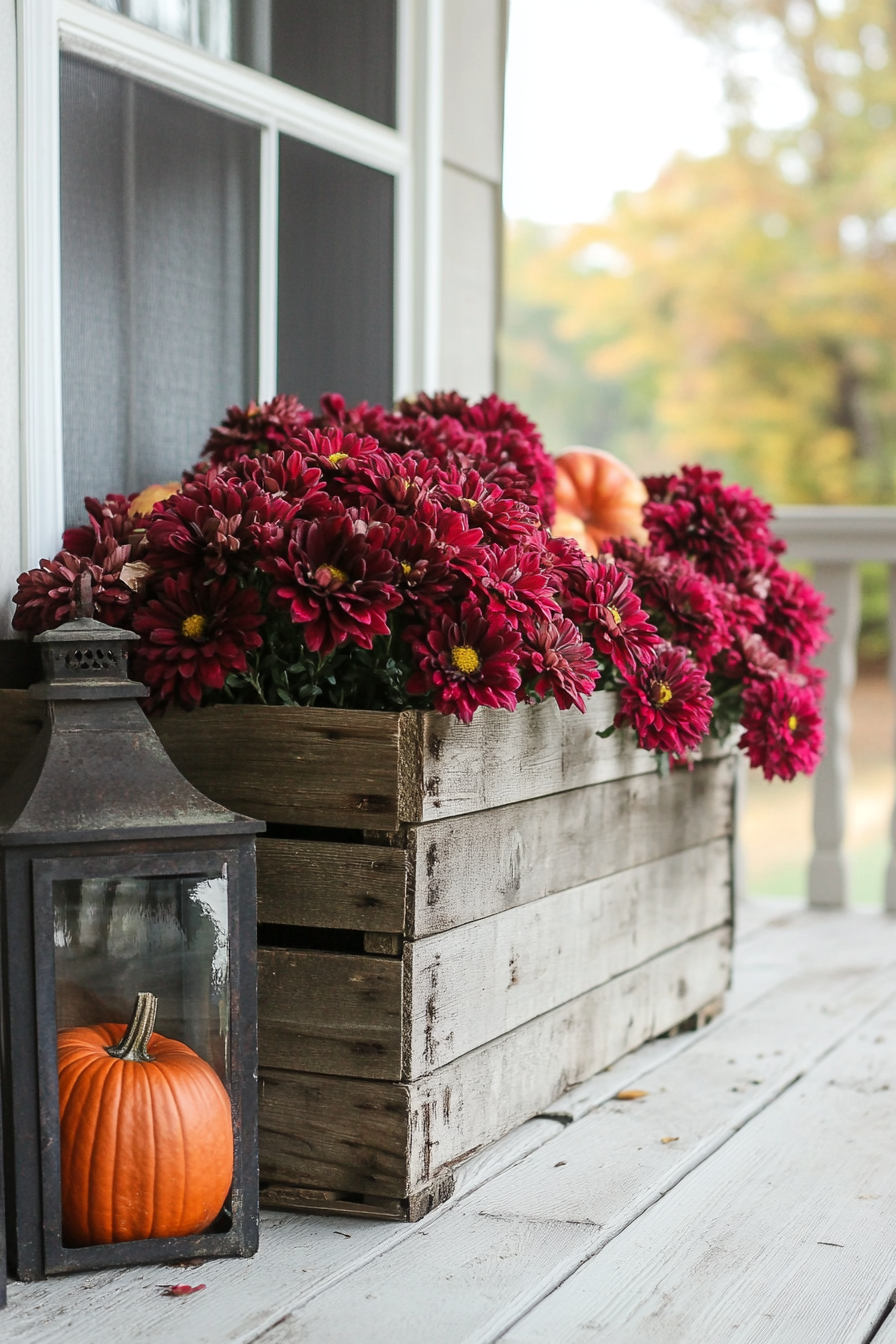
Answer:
[[221, 610, 419, 712]]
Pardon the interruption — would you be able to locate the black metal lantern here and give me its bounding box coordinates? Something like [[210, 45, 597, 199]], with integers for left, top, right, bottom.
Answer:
[[0, 598, 263, 1280]]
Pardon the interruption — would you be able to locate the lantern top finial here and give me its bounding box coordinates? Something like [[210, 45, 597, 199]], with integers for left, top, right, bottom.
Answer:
[[32, 604, 142, 702]]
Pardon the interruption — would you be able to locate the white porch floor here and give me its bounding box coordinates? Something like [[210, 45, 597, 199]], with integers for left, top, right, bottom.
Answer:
[[7, 899, 896, 1343]]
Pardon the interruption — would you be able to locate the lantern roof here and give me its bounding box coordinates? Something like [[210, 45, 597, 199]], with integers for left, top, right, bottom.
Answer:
[[0, 598, 263, 846]]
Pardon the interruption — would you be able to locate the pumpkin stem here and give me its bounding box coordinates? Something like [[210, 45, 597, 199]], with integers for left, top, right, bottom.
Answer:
[[106, 992, 157, 1062]]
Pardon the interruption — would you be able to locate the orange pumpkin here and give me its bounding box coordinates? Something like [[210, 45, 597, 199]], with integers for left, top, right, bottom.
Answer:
[[553, 447, 648, 555], [57, 992, 233, 1246], [128, 481, 182, 518]]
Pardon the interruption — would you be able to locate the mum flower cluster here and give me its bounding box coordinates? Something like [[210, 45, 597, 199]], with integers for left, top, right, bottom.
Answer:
[[12, 396, 828, 778], [603, 466, 828, 780]]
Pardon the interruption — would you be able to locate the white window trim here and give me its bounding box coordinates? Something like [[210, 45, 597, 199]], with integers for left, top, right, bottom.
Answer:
[[18, 0, 442, 568]]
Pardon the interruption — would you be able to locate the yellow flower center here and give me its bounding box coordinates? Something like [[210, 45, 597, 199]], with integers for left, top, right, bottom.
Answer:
[[401, 561, 412, 576], [608, 605, 622, 626], [654, 681, 673, 706], [462, 497, 480, 509], [181, 613, 207, 641], [328, 452, 349, 465], [788, 714, 798, 731], [325, 565, 348, 584], [450, 644, 481, 675]]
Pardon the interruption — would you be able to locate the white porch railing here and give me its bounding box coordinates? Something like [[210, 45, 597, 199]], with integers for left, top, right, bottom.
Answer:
[[773, 506, 896, 911]]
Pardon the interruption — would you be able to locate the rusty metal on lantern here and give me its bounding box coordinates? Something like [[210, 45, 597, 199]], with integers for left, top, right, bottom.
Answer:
[[0, 583, 263, 1279]]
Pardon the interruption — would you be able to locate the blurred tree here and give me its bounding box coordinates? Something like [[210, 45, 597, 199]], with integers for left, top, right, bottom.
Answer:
[[502, 0, 896, 502]]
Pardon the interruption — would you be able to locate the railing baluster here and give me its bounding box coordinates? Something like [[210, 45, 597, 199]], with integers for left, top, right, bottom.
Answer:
[[884, 565, 896, 914], [808, 562, 860, 909]]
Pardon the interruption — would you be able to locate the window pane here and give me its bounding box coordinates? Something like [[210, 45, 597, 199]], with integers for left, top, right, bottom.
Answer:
[[268, 0, 397, 128], [60, 55, 259, 526], [278, 136, 394, 411], [86, 0, 234, 59]]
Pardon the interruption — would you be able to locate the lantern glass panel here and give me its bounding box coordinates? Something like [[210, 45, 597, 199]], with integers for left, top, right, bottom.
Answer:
[[47, 861, 236, 1249], [53, 869, 230, 1079]]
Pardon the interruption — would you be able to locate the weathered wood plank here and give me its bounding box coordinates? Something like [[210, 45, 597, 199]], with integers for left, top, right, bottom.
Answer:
[[500, 989, 896, 1343], [255, 929, 730, 1197], [407, 756, 735, 936], [407, 691, 654, 823], [405, 839, 733, 1073], [257, 948, 403, 1079], [256, 838, 406, 932], [154, 703, 405, 829], [405, 926, 731, 1189], [261, 962, 896, 1344], [258, 1070, 411, 1198]]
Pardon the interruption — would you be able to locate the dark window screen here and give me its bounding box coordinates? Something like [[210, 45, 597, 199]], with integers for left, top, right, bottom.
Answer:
[[278, 136, 394, 411], [60, 54, 259, 526], [270, 0, 397, 127]]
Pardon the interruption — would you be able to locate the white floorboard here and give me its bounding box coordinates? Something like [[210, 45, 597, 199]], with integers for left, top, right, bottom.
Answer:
[[504, 992, 896, 1344]]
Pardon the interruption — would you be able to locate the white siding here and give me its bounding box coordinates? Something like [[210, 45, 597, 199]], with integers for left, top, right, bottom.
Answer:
[[439, 165, 499, 399], [0, 0, 20, 635], [438, 0, 505, 397]]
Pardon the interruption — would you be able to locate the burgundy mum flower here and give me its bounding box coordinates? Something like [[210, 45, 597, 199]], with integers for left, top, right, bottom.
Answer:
[[202, 395, 313, 464], [609, 540, 727, 669], [146, 479, 298, 577], [434, 467, 542, 546], [63, 494, 141, 559], [405, 602, 522, 723], [740, 676, 824, 781], [573, 560, 661, 674], [260, 508, 401, 655], [761, 564, 830, 664], [519, 615, 599, 712], [481, 544, 561, 622], [616, 645, 713, 755], [317, 392, 404, 444], [221, 449, 332, 519], [643, 465, 784, 583], [132, 572, 264, 711], [13, 550, 135, 633], [540, 534, 592, 608], [384, 517, 456, 607], [352, 450, 446, 516]]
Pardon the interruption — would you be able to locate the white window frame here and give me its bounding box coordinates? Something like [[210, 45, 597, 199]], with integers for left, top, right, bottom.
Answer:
[[18, 0, 443, 567]]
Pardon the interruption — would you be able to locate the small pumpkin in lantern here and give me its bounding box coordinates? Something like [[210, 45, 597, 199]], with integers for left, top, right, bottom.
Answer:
[[57, 992, 233, 1246], [553, 447, 648, 555]]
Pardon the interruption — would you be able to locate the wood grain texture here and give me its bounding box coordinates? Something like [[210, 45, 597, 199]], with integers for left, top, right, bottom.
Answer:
[[154, 703, 405, 829], [501, 988, 896, 1344], [262, 963, 896, 1344], [250, 931, 730, 1198], [406, 757, 735, 936], [410, 691, 654, 823], [404, 927, 731, 1189], [404, 839, 733, 1072], [258, 1069, 411, 1197], [257, 948, 403, 1079], [256, 838, 406, 932]]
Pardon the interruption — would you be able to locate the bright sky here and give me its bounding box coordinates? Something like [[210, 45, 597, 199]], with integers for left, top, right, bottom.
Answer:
[[502, 0, 812, 225]]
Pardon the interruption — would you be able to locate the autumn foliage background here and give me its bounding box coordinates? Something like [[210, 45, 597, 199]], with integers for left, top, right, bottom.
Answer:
[[503, 0, 896, 510]]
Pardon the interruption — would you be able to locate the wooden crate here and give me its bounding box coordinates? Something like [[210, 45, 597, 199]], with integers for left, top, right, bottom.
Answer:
[[0, 688, 735, 1222]]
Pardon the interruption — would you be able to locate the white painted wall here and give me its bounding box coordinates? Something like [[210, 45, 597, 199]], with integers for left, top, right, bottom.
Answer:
[[439, 0, 506, 398], [0, 0, 20, 636]]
